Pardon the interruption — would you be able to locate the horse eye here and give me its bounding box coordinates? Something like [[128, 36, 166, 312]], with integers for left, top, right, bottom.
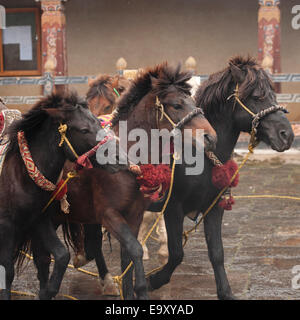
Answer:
[[172, 104, 182, 110], [81, 128, 89, 134], [104, 106, 111, 112]]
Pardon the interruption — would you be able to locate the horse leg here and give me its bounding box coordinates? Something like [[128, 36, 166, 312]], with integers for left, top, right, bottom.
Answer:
[[137, 211, 154, 260], [0, 220, 15, 300], [148, 201, 184, 290], [69, 223, 89, 268], [83, 224, 119, 296], [31, 234, 51, 298], [34, 217, 70, 300], [103, 208, 147, 300], [156, 213, 169, 265], [203, 206, 236, 300]]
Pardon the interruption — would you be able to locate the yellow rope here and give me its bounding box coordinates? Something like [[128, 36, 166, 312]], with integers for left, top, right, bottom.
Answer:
[[113, 153, 178, 300], [234, 195, 300, 201], [1, 287, 78, 300], [58, 123, 79, 159], [21, 251, 99, 278]]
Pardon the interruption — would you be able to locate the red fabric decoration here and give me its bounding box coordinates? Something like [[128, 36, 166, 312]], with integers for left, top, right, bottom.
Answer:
[[211, 160, 239, 189], [219, 195, 235, 210], [75, 155, 93, 171], [75, 134, 113, 171], [136, 164, 171, 201], [52, 179, 68, 201], [0, 112, 4, 135]]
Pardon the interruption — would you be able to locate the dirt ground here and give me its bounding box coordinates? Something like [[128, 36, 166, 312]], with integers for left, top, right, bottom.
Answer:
[[6, 148, 300, 301]]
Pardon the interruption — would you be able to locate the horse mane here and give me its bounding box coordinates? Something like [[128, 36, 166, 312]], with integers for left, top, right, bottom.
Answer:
[[194, 55, 275, 118], [86, 74, 116, 106], [8, 91, 87, 150], [111, 62, 192, 125]]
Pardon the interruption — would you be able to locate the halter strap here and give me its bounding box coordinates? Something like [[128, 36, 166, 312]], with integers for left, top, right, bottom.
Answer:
[[155, 96, 204, 130], [228, 84, 288, 151]]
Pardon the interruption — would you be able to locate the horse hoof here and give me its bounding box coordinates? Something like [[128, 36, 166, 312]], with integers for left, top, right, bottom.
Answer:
[[102, 273, 120, 296], [218, 293, 238, 300], [146, 277, 155, 292], [73, 254, 89, 268]]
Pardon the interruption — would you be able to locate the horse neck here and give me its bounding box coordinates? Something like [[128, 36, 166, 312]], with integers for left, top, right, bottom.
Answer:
[[113, 95, 155, 138], [207, 102, 240, 163], [24, 120, 65, 184]]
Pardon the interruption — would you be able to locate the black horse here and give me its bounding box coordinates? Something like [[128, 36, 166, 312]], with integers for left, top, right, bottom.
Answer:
[[147, 56, 294, 299], [0, 92, 126, 300]]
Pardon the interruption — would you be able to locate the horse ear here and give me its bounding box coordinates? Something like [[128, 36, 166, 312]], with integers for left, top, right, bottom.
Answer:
[[230, 63, 245, 84], [88, 77, 96, 87], [44, 108, 66, 122], [111, 76, 119, 90]]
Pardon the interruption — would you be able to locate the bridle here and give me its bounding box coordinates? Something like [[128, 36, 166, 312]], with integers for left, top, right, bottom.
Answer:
[[155, 96, 205, 131], [57, 122, 113, 169], [227, 84, 288, 150]]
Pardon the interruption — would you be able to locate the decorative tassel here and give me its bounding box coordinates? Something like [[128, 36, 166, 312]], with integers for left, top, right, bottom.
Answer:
[[53, 179, 68, 201], [219, 194, 235, 210], [136, 164, 171, 201], [211, 159, 239, 189], [60, 194, 70, 214]]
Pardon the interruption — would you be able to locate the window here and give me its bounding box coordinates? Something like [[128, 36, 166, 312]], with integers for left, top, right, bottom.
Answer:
[[0, 8, 41, 76]]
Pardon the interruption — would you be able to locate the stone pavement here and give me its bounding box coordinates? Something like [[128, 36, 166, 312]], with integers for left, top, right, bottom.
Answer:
[[8, 149, 300, 300]]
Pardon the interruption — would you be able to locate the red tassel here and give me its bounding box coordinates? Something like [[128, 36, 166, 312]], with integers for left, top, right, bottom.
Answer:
[[75, 155, 93, 171], [53, 179, 68, 201], [226, 160, 239, 187], [136, 164, 171, 201], [0, 112, 4, 134], [218, 195, 235, 210], [212, 160, 239, 189]]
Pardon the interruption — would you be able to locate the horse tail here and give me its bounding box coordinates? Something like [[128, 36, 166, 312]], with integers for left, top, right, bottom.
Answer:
[[61, 221, 83, 254], [15, 237, 32, 275]]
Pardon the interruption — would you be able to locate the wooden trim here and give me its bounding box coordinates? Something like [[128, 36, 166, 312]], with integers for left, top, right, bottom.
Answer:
[[0, 70, 41, 76], [0, 7, 42, 77]]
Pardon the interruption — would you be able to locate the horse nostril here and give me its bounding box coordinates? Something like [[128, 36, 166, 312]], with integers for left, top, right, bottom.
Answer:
[[279, 130, 288, 140]]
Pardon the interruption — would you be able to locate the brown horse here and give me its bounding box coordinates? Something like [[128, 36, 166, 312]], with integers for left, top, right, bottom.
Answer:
[[0, 92, 127, 300], [31, 63, 217, 300], [87, 74, 131, 117]]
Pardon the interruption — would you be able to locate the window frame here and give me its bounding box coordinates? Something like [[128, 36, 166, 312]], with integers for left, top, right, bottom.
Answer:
[[0, 7, 41, 76]]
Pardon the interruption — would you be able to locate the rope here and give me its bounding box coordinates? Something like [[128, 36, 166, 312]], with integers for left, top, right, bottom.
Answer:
[[112, 153, 178, 300], [58, 123, 79, 159], [234, 195, 300, 201]]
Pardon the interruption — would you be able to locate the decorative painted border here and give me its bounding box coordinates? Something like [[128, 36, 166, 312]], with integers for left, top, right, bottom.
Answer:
[[1, 73, 300, 86], [2, 93, 300, 105]]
